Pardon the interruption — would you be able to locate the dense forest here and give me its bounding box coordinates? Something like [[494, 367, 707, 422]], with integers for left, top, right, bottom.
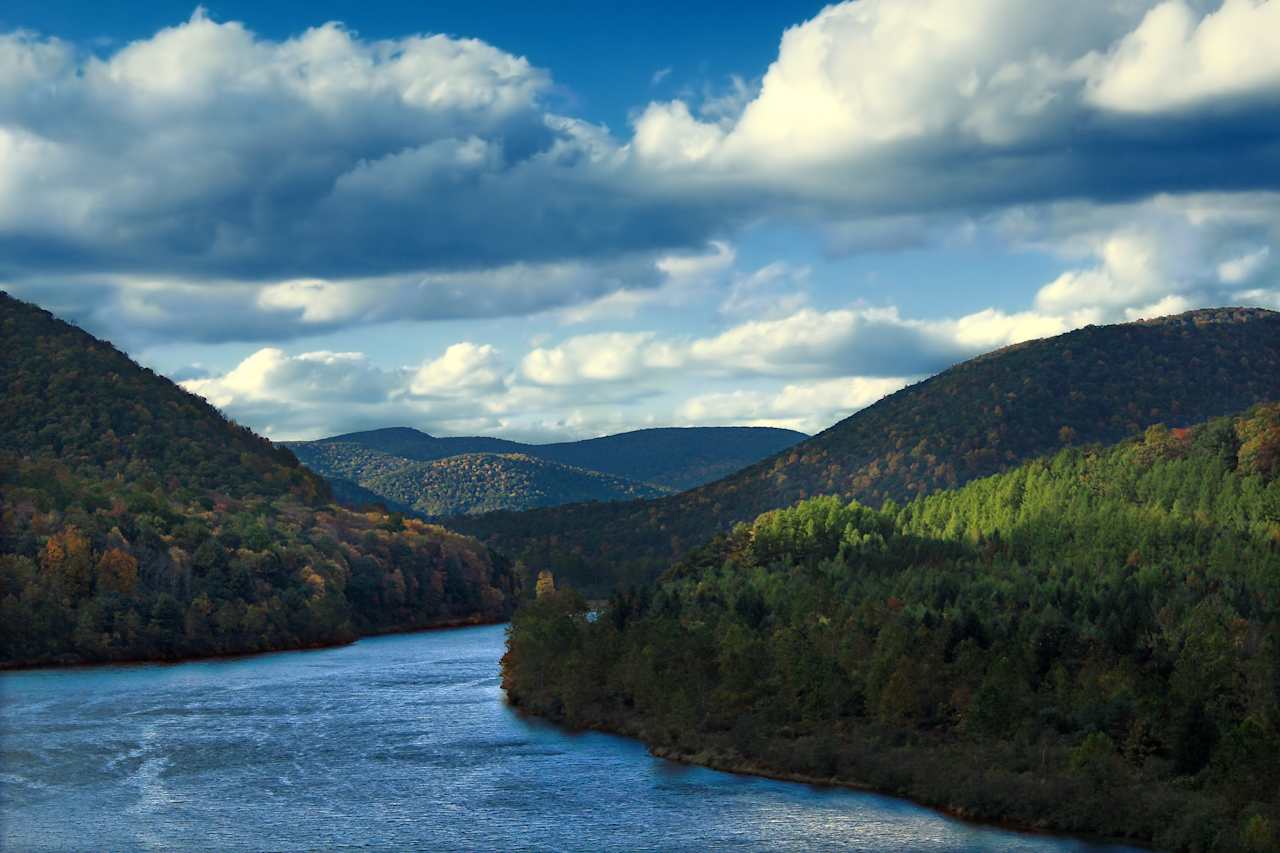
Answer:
[[286, 425, 805, 512], [459, 308, 1280, 594], [0, 292, 518, 667], [505, 405, 1280, 851]]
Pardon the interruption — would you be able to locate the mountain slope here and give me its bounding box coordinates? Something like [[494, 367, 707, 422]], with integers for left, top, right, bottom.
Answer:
[[505, 405, 1280, 851], [363, 453, 668, 517], [0, 292, 517, 667], [454, 308, 1280, 592], [527, 427, 809, 491]]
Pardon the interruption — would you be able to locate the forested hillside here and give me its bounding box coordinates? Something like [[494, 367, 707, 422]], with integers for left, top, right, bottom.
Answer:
[[0, 292, 517, 667], [286, 425, 805, 511], [458, 308, 1280, 593], [361, 453, 667, 517], [506, 405, 1280, 851]]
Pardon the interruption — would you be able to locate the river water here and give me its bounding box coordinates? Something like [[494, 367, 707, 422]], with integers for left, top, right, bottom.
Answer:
[[0, 624, 1140, 852]]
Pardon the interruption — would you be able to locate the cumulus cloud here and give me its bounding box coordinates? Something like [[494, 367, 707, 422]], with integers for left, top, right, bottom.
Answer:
[[180, 339, 673, 440], [3, 2, 1279, 345], [1004, 193, 1280, 320], [630, 0, 1280, 211], [522, 302, 1083, 388], [1086, 0, 1280, 113], [409, 343, 506, 397], [0, 11, 726, 339], [676, 376, 912, 434]]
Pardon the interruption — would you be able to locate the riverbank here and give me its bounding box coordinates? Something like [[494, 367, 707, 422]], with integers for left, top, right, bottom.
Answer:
[[644, 744, 1156, 851], [502, 697, 1167, 851], [0, 612, 510, 672]]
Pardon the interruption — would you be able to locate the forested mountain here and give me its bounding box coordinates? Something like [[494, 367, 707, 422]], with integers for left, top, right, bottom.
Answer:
[[287, 425, 805, 518], [297, 426, 527, 462], [287, 425, 805, 494], [0, 292, 517, 667], [360, 453, 667, 517], [457, 308, 1280, 593], [506, 405, 1280, 851]]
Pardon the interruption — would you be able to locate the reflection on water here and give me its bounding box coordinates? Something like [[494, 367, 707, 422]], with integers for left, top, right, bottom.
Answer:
[[1, 625, 1140, 851]]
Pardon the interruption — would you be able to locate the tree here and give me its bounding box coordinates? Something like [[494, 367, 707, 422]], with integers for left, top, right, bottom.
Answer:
[[96, 548, 139, 595], [42, 528, 93, 601]]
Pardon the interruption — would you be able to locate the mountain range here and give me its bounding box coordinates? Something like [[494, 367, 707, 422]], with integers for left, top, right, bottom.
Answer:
[[452, 307, 1280, 593], [284, 425, 806, 517]]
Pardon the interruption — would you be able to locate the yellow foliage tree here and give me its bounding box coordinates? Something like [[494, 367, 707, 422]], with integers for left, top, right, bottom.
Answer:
[[42, 527, 93, 600], [535, 570, 556, 598], [96, 547, 139, 595]]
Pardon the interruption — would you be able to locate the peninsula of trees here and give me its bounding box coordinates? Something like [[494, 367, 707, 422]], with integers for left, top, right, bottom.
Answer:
[[505, 405, 1280, 851]]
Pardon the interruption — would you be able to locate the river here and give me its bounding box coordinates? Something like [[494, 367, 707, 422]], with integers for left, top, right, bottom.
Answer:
[[0, 624, 1141, 851]]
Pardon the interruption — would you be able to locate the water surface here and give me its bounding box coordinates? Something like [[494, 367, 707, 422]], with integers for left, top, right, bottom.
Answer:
[[1, 625, 1140, 851]]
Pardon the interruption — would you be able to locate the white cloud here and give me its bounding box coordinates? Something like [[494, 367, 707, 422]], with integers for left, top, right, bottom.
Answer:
[[677, 376, 912, 434], [1086, 0, 1280, 113], [720, 262, 810, 318], [1219, 247, 1271, 284], [523, 301, 1089, 389], [409, 343, 507, 397], [522, 332, 682, 385], [1012, 193, 1280, 321], [182, 348, 397, 409], [4, 2, 1279, 349], [559, 241, 734, 324], [654, 240, 736, 280]]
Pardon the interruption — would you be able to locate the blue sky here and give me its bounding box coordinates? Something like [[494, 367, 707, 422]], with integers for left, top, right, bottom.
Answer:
[[2, 1, 1278, 440]]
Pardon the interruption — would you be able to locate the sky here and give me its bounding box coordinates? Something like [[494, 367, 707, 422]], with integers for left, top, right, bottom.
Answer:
[[1, 0, 1278, 441]]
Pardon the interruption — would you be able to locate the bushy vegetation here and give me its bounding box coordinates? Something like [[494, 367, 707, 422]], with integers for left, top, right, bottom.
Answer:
[[504, 405, 1280, 851], [0, 292, 516, 666], [461, 308, 1280, 594]]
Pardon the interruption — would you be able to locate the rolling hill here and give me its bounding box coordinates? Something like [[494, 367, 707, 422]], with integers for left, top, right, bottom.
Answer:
[[0, 292, 518, 667], [361, 452, 668, 517], [285, 425, 806, 515], [452, 307, 1280, 593]]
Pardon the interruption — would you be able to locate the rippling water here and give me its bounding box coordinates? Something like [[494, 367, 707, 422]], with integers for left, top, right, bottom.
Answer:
[[0, 625, 1140, 852]]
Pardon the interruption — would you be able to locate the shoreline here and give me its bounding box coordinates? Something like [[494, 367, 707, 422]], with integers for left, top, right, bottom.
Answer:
[[506, 703, 1155, 851], [0, 613, 510, 673], [646, 745, 1155, 851]]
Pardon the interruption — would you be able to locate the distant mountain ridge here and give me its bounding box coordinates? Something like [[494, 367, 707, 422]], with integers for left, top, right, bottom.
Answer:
[[451, 307, 1280, 593], [285, 425, 807, 517]]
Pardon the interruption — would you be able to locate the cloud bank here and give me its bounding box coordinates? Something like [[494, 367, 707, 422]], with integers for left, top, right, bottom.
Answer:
[[2, 1, 1278, 346]]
